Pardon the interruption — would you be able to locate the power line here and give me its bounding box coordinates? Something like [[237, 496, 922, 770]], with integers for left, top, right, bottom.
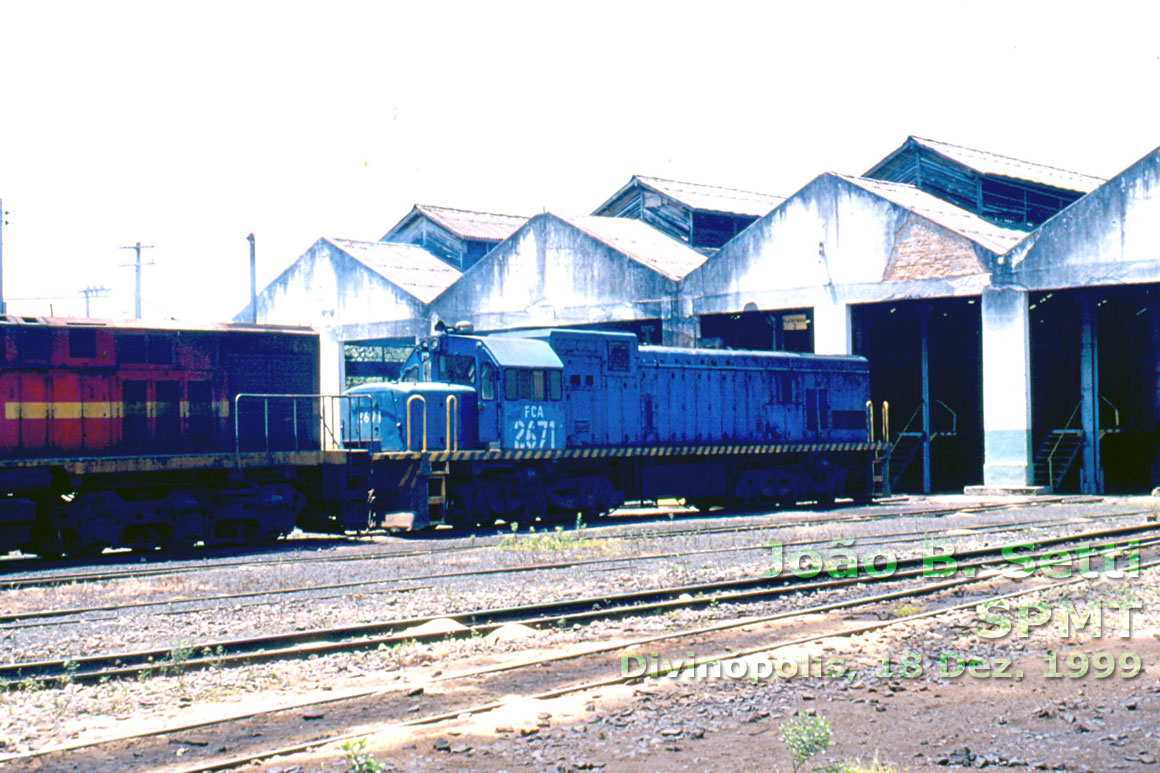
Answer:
[[80, 286, 111, 318], [119, 242, 154, 319], [0, 199, 9, 315]]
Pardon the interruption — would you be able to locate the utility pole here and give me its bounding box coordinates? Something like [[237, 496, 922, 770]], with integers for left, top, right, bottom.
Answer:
[[119, 241, 154, 319], [80, 286, 111, 318], [247, 233, 257, 323], [0, 199, 8, 315]]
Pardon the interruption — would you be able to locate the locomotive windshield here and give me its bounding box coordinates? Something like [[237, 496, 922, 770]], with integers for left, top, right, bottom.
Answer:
[[440, 354, 476, 386]]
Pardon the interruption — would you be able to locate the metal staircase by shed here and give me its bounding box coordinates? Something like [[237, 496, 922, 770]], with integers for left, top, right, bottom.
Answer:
[[1032, 397, 1121, 490], [888, 432, 924, 491], [885, 399, 958, 491], [1033, 430, 1084, 489]]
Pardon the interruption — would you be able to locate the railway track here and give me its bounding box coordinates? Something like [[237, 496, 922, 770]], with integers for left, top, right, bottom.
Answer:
[[1, 505, 1147, 626], [5, 522, 1153, 772], [0, 496, 1105, 591], [4, 519, 1153, 687]]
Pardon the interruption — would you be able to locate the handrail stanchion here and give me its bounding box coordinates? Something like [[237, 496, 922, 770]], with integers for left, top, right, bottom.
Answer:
[[292, 399, 299, 451], [866, 400, 874, 443], [1100, 395, 1120, 429], [882, 401, 890, 444], [406, 394, 427, 452], [446, 395, 459, 451]]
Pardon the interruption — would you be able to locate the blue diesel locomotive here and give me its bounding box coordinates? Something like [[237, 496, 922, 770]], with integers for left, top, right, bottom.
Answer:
[[348, 328, 877, 530]]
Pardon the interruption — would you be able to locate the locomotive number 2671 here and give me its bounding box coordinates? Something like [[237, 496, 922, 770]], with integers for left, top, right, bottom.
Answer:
[[512, 419, 558, 449]]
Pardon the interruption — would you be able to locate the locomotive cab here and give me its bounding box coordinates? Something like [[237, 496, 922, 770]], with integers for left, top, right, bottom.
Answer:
[[394, 333, 566, 451]]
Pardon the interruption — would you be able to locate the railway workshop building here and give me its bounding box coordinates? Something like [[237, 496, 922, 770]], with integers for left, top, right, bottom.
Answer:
[[243, 137, 1160, 498]]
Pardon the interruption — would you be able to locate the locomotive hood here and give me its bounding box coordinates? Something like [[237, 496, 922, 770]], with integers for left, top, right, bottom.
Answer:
[[343, 382, 478, 453]]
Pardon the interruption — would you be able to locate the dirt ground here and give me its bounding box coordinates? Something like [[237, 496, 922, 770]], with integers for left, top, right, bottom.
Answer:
[[252, 565, 1160, 772], [4, 498, 1159, 773]]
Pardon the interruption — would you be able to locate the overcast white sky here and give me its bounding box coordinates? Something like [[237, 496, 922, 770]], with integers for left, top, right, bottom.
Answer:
[[1, 1, 1158, 321]]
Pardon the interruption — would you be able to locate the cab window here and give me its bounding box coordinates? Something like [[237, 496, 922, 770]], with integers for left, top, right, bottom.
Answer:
[[504, 369, 548, 400], [548, 371, 562, 400], [441, 354, 475, 386], [480, 362, 495, 400]]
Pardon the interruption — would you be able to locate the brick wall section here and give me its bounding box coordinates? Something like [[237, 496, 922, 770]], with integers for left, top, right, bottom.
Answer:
[[883, 214, 987, 281]]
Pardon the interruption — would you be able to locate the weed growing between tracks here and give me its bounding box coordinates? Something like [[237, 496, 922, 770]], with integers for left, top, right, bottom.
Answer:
[[341, 736, 386, 772], [492, 517, 615, 556], [778, 711, 901, 773], [780, 711, 833, 771], [890, 602, 925, 618]]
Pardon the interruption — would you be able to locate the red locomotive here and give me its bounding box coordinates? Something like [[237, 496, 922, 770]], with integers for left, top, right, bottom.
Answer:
[[0, 316, 367, 557]]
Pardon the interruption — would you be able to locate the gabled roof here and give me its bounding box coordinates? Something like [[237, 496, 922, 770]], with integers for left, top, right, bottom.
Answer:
[[325, 238, 462, 305], [1004, 143, 1160, 279], [872, 137, 1106, 194], [838, 175, 1031, 254], [554, 214, 708, 281], [385, 204, 529, 242], [596, 175, 786, 218]]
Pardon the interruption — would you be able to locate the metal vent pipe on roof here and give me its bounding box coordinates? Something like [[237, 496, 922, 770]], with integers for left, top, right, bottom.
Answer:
[[247, 233, 256, 323]]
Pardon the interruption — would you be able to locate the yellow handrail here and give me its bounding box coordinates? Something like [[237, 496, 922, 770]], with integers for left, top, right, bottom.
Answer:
[[406, 394, 427, 452], [1047, 400, 1083, 487], [865, 400, 874, 443], [446, 395, 459, 452], [1100, 395, 1120, 429], [882, 401, 890, 444]]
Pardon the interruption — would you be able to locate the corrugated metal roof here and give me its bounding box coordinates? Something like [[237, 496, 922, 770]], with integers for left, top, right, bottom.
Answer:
[[631, 176, 786, 217], [326, 238, 462, 305], [910, 137, 1106, 193], [557, 214, 708, 281], [413, 205, 529, 241], [839, 175, 1031, 254]]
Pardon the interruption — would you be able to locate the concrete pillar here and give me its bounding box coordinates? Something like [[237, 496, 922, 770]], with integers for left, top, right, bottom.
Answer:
[[918, 306, 932, 494], [319, 329, 346, 397], [813, 299, 851, 355], [980, 286, 1034, 488], [1152, 306, 1160, 486], [315, 330, 347, 451], [1078, 293, 1103, 494], [662, 294, 698, 348]]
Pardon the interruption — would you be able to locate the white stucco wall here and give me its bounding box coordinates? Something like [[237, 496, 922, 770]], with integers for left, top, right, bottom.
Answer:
[[249, 239, 429, 329], [1005, 146, 1160, 290], [431, 215, 678, 330]]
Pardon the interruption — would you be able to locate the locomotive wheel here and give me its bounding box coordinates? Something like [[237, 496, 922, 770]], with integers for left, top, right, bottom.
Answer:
[[30, 527, 65, 560], [214, 520, 256, 545], [470, 492, 492, 528], [58, 528, 103, 559], [523, 491, 548, 521], [162, 535, 198, 554]]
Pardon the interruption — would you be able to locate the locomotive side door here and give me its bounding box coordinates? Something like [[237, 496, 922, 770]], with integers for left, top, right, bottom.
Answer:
[[803, 374, 829, 442], [476, 360, 500, 447]]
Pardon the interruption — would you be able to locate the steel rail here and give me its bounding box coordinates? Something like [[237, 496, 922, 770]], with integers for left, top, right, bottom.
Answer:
[[4, 520, 1155, 687], [10, 540, 1156, 771], [1, 507, 1145, 626], [0, 496, 1101, 591]]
